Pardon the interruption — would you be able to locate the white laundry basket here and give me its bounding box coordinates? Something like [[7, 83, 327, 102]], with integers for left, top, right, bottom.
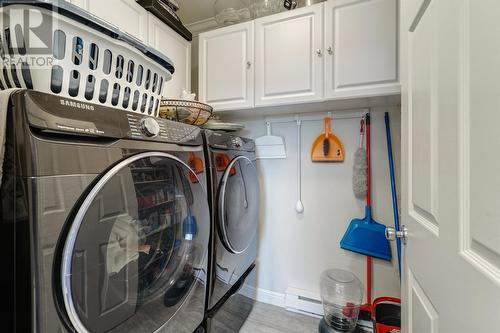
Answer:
[[0, 1, 174, 117]]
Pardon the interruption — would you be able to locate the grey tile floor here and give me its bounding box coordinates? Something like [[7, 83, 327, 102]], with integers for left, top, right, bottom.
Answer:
[[210, 293, 374, 333], [239, 301, 320, 333], [210, 293, 320, 333]]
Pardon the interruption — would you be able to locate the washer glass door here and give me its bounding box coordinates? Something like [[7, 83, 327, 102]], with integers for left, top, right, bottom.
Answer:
[[60, 152, 209, 333], [218, 155, 260, 254]]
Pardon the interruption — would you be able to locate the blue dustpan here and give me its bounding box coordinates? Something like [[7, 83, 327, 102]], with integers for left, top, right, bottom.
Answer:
[[340, 206, 392, 261]]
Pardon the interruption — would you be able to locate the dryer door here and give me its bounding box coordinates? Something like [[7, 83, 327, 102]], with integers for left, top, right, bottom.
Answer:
[[59, 152, 209, 333], [218, 155, 260, 254]]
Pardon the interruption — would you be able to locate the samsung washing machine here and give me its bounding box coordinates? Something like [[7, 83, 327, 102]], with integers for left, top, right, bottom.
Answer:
[[203, 131, 260, 332], [0, 90, 210, 333]]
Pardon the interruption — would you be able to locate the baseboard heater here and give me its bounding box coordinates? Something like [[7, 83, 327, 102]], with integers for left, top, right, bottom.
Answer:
[[285, 287, 374, 332], [285, 288, 323, 318]]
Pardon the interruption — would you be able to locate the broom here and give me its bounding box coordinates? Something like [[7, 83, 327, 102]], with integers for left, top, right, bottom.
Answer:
[[342, 113, 392, 317]]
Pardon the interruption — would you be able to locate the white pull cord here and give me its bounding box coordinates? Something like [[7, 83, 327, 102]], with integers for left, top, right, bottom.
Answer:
[[296, 118, 304, 213]]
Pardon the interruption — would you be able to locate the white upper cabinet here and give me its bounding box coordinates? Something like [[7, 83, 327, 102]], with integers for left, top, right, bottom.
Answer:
[[198, 0, 399, 112], [148, 13, 191, 99], [254, 4, 324, 106], [85, 0, 149, 43], [199, 22, 254, 111], [324, 0, 399, 99]]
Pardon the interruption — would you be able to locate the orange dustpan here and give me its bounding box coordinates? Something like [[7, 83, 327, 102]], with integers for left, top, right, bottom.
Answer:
[[311, 117, 345, 162]]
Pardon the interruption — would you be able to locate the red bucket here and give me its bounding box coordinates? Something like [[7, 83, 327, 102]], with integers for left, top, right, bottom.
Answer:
[[372, 297, 401, 333]]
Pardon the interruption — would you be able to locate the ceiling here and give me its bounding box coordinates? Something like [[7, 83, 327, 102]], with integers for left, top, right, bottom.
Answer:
[[177, 0, 217, 25]]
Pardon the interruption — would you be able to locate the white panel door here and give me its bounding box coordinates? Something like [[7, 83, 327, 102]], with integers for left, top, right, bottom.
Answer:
[[324, 0, 399, 99], [254, 4, 324, 107], [401, 0, 500, 332], [148, 13, 191, 99], [86, 0, 148, 42], [199, 21, 254, 111]]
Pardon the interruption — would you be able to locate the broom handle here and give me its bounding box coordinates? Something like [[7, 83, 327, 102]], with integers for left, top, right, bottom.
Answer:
[[366, 112, 372, 306], [385, 112, 402, 280], [366, 113, 371, 206], [367, 257, 372, 305]]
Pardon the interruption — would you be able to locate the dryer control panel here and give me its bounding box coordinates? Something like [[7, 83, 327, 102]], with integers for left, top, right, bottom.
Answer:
[[23, 91, 202, 146], [207, 131, 255, 151]]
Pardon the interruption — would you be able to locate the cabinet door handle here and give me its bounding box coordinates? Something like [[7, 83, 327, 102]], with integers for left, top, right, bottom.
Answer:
[[327, 46, 333, 55], [246, 61, 252, 69], [316, 49, 322, 57]]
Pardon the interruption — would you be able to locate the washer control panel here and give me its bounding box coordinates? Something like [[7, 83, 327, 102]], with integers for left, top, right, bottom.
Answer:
[[23, 90, 202, 146], [127, 114, 200, 144], [140, 117, 160, 137]]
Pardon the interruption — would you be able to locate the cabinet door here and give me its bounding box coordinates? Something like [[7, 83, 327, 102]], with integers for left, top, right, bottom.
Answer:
[[324, 0, 399, 99], [85, 0, 148, 43], [148, 14, 191, 99], [254, 4, 324, 107], [199, 22, 254, 111]]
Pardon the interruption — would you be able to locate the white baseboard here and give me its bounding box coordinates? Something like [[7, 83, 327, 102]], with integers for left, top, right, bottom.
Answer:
[[237, 284, 324, 319], [238, 284, 285, 308]]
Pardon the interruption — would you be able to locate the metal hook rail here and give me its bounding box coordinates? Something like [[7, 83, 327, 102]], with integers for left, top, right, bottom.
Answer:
[[264, 108, 369, 125]]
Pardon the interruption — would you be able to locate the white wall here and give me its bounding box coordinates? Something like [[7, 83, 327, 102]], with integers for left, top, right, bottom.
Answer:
[[229, 107, 401, 304]]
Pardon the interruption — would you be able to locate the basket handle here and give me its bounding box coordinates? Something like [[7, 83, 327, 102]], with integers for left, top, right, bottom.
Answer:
[[116, 33, 148, 53]]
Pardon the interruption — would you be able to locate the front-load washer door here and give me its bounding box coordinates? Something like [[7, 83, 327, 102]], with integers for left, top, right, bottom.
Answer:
[[59, 152, 209, 333], [217, 155, 260, 254]]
